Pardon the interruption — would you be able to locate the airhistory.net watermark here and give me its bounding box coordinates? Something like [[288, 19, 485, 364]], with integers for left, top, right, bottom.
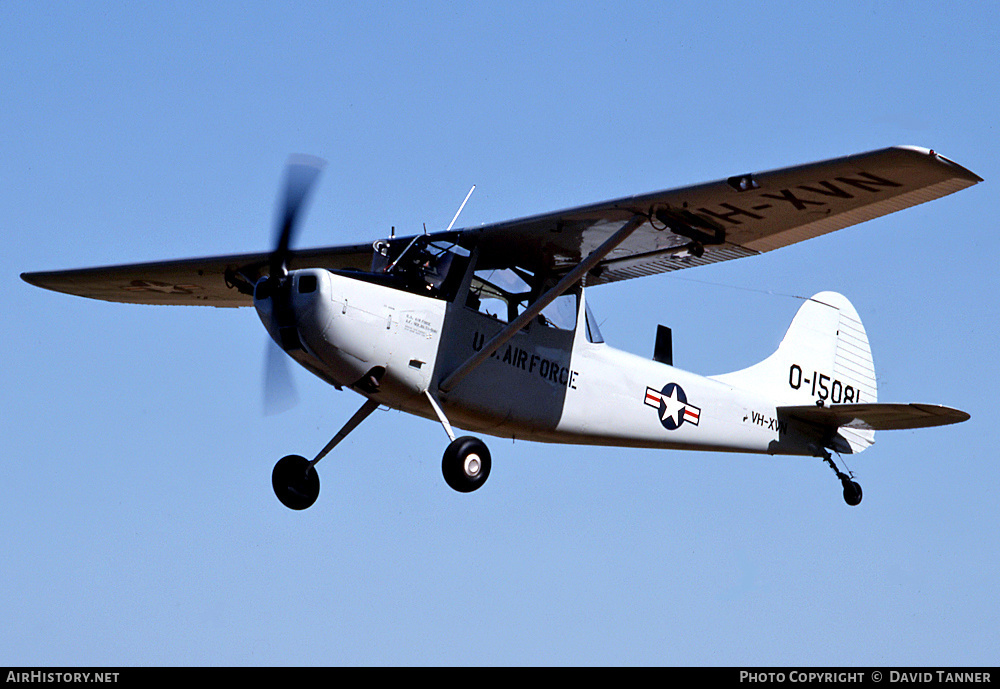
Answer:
[[6, 672, 119, 683]]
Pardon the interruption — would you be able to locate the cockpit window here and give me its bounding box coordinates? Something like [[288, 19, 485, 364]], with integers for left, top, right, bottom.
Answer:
[[466, 267, 577, 331], [370, 238, 469, 301], [467, 268, 532, 323], [538, 293, 577, 330], [368, 235, 580, 333]]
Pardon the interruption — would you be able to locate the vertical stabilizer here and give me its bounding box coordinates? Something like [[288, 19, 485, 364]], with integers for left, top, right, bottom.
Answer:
[[711, 292, 877, 452]]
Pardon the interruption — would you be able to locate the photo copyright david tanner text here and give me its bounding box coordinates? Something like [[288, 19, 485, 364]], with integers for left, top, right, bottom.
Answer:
[[739, 671, 992, 683]]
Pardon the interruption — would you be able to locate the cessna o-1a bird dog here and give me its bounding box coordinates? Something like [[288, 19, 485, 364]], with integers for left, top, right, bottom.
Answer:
[[22, 146, 980, 509]]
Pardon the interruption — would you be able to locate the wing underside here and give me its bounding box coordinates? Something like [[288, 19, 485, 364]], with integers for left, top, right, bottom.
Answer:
[[21, 244, 373, 307], [462, 146, 981, 284], [22, 146, 981, 306]]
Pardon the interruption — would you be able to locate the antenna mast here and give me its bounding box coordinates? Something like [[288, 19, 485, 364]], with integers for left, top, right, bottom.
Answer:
[[445, 185, 476, 233]]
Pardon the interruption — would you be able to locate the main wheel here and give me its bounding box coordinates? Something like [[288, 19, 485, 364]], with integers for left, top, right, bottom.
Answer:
[[442, 436, 491, 493], [842, 480, 863, 507], [272, 454, 320, 510]]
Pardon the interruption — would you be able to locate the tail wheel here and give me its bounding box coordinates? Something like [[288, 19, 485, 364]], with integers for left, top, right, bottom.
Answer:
[[822, 452, 863, 507], [842, 479, 863, 507], [442, 436, 491, 493], [272, 454, 320, 510]]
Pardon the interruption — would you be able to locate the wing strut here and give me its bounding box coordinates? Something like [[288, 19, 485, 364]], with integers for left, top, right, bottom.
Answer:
[[438, 213, 646, 393]]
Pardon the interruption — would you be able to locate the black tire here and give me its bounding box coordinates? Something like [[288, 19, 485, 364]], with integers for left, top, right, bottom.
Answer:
[[272, 454, 320, 510], [442, 436, 491, 493], [842, 480, 863, 507]]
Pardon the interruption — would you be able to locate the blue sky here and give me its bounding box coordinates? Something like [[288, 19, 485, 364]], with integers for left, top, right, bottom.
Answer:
[[2, 1, 997, 666]]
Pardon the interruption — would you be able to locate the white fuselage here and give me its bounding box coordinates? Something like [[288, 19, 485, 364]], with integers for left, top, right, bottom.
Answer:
[[256, 268, 814, 458]]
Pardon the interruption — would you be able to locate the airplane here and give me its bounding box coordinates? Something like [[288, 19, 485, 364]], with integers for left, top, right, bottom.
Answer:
[[21, 146, 981, 509]]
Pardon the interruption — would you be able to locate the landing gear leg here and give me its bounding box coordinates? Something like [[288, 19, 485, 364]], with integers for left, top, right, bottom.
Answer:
[[819, 450, 863, 507], [271, 398, 380, 510]]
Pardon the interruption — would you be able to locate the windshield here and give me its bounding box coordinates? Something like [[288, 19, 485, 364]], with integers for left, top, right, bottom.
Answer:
[[370, 238, 470, 301]]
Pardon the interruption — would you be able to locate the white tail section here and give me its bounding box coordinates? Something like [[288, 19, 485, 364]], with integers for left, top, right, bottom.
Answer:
[[711, 292, 877, 452]]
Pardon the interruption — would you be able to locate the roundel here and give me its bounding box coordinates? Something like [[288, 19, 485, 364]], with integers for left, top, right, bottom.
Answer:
[[644, 382, 701, 431], [658, 383, 687, 431]]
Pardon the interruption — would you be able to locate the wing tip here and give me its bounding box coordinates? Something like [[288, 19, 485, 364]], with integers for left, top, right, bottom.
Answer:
[[893, 145, 984, 184], [21, 271, 51, 289], [911, 403, 971, 426]]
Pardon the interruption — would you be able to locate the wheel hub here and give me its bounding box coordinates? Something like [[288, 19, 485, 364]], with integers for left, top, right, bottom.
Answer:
[[464, 453, 481, 477], [442, 436, 491, 492]]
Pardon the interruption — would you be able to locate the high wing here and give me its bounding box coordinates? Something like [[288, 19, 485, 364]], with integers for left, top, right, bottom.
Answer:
[[21, 146, 981, 306], [461, 145, 981, 283], [21, 244, 373, 307]]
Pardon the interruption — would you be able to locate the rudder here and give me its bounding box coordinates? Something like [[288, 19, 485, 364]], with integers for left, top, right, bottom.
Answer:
[[711, 292, 877, 451]]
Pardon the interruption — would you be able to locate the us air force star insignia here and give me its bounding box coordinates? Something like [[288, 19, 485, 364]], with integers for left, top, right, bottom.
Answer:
[[644, 383, 701, 431]]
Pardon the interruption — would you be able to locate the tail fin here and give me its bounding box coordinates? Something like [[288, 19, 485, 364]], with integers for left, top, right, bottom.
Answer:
[[711, 291, 877, 452]]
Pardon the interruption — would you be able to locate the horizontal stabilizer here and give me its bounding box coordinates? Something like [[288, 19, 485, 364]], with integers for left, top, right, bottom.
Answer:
[[780, 403, 970, 432]]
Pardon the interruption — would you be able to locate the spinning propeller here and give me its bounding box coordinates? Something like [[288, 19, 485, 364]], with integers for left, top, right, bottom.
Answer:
[[270, 154, 327, 285], [260, 154, 326, 415]]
